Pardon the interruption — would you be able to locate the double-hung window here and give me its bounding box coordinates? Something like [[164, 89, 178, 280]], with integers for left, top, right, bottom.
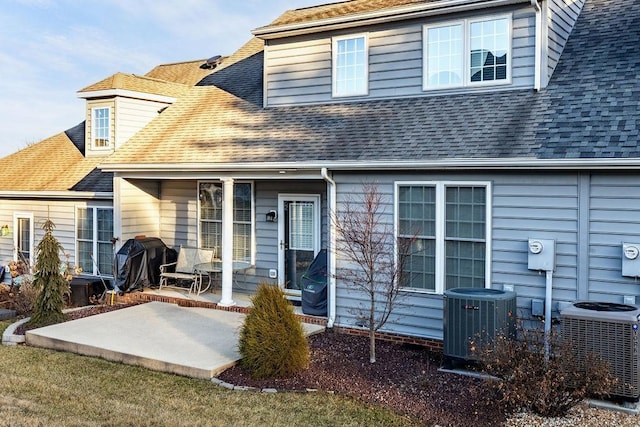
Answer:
[[92, 107, 111, 149], [199, 182, 253, 263], [332, 34, 368, 97], [76, 207, 114, 276], [424, 15, 511, 90], [396, 182, 490, 293], [13, 213, 34, 266]]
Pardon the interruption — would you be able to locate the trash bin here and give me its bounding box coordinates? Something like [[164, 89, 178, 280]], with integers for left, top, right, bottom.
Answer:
[[301, 249, 327, 316]]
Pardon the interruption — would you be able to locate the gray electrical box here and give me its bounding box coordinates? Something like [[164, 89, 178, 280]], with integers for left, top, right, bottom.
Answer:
[[528, 239, 556, 271], [622, 243, 640, 278]]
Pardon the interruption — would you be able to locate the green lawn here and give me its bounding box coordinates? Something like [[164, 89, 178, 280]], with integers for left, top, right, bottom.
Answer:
[[0, 320, 419, 426]]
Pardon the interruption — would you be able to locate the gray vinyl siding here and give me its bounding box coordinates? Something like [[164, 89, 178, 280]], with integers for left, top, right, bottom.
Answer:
[[265, 6, 535, 107], [114, 97, 171, 150], [331, 171, 640, 341], [546, 0, 585, 80], [0, 198, 112, 284], [119, 179, 161, 241], [157, 179, 327, 293]]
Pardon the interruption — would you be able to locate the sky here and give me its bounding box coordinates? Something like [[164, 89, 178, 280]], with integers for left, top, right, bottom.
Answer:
[[0, 0, 320, 158]]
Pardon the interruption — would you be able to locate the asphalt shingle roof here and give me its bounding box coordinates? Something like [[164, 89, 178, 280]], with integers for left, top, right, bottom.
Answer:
[[103, 0, 638, 168], [0, 126, 112, 192], [78, 72, 190, 98]]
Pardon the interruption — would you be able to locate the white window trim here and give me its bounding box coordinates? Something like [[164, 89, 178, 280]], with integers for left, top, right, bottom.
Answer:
[[13, 212, 34, 266], [332, 33, 369, 98], [394, 181, 492, 294], [423, 14, 512, 91], [91, 106, 112, 151], [75, 206, 114, 277], [196, 180, 255, 265]]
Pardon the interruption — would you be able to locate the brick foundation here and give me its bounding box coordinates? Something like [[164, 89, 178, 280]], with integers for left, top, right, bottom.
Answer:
[[333, 326, 443, 353]]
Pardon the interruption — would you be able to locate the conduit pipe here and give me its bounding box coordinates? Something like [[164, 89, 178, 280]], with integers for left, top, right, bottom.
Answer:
[[321, 167, 337, 328], [544, 269, 553, 359]]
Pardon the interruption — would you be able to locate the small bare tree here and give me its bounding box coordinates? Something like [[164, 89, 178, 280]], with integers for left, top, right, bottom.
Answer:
[[333, 182, 413, 363]]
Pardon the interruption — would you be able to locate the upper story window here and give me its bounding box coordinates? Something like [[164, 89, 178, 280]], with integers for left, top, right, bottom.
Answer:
[[332, 34, 368, 97], [424, 15, 511, 90], [92, 107, 111, 149]]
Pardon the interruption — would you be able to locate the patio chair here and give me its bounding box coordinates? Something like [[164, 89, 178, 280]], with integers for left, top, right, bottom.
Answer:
[[159, 246, 214, 294]]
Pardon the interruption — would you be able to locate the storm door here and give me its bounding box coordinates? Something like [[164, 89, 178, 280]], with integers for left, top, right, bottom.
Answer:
[[278, 195, 321, 295]]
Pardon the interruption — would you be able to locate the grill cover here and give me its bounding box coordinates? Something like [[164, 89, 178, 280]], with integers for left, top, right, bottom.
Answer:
[[113, 238, 176, 293], [301, 249, 328, 316]]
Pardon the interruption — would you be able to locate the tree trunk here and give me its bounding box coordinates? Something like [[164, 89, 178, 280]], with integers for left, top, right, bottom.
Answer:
[[369, 328, 376, 363]]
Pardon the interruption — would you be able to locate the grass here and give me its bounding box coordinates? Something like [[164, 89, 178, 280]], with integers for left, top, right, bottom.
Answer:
[[0, 320, 419, 426]]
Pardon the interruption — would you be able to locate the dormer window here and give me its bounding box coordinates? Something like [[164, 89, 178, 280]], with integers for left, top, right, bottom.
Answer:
[[92, 107, 111, 149], [332, 34, 368, 97], [424, 15, 511, 90]]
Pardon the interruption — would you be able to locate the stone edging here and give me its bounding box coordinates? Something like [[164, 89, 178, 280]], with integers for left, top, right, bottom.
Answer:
[[210, 377, 324, 394]]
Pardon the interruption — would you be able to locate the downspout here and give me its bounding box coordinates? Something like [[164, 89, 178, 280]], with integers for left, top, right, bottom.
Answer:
[[321, 167, 337, 328], [531, 0, 542, 91]]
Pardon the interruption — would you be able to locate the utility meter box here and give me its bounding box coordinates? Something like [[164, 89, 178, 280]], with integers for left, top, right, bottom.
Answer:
[[622, 243, 640, 278], [528, 239, 556, 271]]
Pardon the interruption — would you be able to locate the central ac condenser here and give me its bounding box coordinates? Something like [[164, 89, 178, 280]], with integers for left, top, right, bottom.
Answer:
[[561, 302, 640, 401], [443, 287, 517, 364]]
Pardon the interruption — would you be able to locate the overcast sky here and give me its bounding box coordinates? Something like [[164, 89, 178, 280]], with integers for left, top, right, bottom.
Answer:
[[0, 0, 320, 158]]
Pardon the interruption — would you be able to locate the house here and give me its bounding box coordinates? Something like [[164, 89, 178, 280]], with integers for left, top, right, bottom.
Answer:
[[2, 0, 639, 344], [0, 60, 211, 279]]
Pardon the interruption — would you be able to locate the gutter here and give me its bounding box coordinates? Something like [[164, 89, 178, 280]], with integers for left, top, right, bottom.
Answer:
[[0, 191, 113, 200], [253, 0, 529, 39], [99, 158, 640, 174], [321, 167, 337, 328]]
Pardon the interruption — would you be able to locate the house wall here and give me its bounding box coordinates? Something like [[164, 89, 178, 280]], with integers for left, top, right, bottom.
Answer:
[[546, 0, 585, 80], [150, 179, 327, 292], [265, 5, 536, 107], [331, 171, 640, 340], [117, 178, 161, 242], [0, 198, 112, 284], [114, 97, 171, 150]]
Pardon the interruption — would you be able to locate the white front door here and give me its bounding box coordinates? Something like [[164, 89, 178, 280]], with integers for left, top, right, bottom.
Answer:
[[278, 195, 321, 295]]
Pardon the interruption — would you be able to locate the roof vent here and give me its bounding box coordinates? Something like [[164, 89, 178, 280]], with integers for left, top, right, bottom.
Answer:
[[200, 55, 223, 70]]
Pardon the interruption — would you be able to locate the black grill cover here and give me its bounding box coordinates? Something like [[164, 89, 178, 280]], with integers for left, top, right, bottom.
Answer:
[[113, 238, 176, 293], [301, 249, 327, 316]]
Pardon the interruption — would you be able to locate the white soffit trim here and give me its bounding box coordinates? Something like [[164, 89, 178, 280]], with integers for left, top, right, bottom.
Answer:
[[77, 89, 177, 104], [253, 0, 530, 39], [99, 158, 640, 174], [0, 191, 113, 200]]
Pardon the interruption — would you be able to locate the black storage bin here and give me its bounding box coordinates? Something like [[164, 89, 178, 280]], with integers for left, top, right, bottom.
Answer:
[[301, 249, 328, 316], [69, 277, 106, 306]]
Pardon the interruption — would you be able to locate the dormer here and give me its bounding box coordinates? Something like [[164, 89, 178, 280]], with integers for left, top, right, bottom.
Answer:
[[254, 0, 585, 107], [77, 73, 190, 157]]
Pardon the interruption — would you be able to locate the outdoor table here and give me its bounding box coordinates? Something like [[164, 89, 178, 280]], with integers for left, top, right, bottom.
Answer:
[[193, 261, 252, 295]]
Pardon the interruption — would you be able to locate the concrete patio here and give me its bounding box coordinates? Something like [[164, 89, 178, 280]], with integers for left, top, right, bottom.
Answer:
[[25, 300, 325, 380]]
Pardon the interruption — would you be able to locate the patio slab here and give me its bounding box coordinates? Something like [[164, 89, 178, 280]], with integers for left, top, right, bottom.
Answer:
[[25, 301, 325, 380]]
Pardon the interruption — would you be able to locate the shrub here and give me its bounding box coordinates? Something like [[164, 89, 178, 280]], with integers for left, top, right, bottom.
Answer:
[[475, 327, 615, 417], [238, 283, 309, 379], [11, 276, 40, 315]]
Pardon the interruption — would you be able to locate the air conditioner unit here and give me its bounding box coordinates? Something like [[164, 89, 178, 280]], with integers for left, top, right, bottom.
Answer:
[[561, 302, 640, 400], [443, 288, 517, 365]]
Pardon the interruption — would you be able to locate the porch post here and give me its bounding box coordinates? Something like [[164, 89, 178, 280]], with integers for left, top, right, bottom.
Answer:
[[219, 178, 236, 307]]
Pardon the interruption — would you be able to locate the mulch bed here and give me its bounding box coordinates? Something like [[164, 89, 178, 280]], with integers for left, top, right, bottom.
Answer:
[[217, 330, 505, 426]]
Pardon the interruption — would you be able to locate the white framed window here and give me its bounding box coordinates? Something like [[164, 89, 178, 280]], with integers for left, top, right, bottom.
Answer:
[[76, 207, 114, 276], [13, 212, 34, 266], [396, 181, 491, 293], [424, 15, 511, 90], [332, 34, 369, 97], [198, 181, 254, 263], [91, 107, 111, 149]]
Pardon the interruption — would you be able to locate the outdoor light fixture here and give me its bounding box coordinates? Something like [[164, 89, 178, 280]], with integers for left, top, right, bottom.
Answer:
[[0, 225, 8, 237], [265, 210, 277, 222]]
